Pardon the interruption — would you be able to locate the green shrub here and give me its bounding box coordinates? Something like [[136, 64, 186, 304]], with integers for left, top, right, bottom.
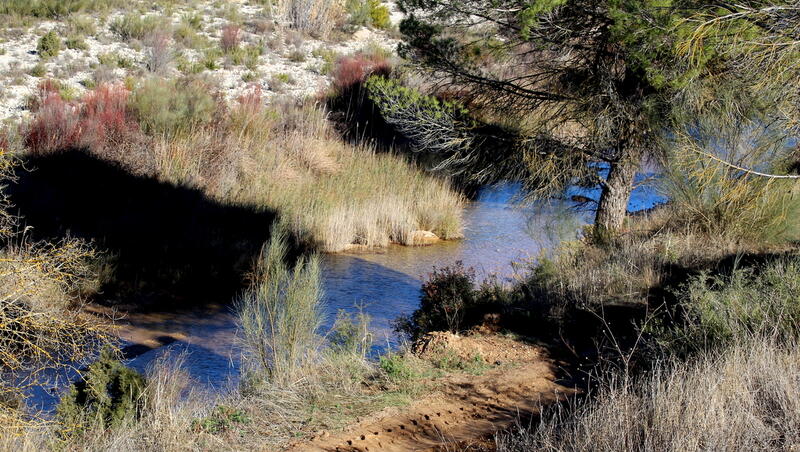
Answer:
[[56, 348, 146, 433], [129, 77, 217, 137], [191, 405, 251, 434], [346, 0, 390, 29], [111, 14, 166, 41], [659, 257, 800, 351], [65, 35, 88, 51], [395, 262, 477, 339], [379, 354, 415, 382], [0, 0, 122, 19], [329, 309, 373, 358], [368, 0, 390, 29], [235, 225, 323, 386], [37, 31, 61, 59], [28, 62, 46, 77]]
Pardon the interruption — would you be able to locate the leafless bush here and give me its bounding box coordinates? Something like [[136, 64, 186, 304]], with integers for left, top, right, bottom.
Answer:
[[144, 31, 174, 74], [220, 25, 241, 53], [277, 0, 344, 38]]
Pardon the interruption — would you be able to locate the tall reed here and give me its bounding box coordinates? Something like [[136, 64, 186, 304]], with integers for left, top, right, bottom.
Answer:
[[235, 225, 324, 386]]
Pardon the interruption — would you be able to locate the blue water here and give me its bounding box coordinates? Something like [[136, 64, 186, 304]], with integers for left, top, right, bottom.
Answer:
[[28, 179, 666, 412]]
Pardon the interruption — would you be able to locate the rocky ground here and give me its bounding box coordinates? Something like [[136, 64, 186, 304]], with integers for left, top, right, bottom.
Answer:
[[0, 0, 403, 125]]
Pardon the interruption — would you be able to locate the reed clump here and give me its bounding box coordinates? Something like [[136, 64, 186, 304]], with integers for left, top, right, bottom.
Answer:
[[21, 80, 464, 252]]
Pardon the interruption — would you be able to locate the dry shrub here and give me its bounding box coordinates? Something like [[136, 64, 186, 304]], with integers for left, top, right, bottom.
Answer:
[[331, 51, 391, 94], [663, 143, 800, 244], [144, 31, 174, 74], [275, 0, 345, 38], [220, 25, 241, 53], [498, 338, 800, 452], [0, 151, 115, 435], [0, 239, 113, 420]]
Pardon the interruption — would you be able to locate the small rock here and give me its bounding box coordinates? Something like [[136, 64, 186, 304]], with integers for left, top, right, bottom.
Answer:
[[410, 230, 440, 246]]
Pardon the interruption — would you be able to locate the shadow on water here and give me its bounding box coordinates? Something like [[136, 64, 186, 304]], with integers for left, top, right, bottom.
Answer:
[[7, 149, 281, 308]]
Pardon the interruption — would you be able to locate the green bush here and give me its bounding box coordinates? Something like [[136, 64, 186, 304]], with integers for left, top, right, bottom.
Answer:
[[110, 13, 166, 41], [28, 62, 46, 77], [379, 354, 415, 382], [368, 0, 390, 29], [56, 348, 146, 433], [395, 262, 477, 339], [346, 0, 391, 29], [659, 257, 800, 351], [192, 405, 251, 434], [0, 0, 121, 19], [65, 35, 88, 51], [129, 77, 217, 137], [235, 225, 323, 386], [37, 31, 61, 59], [329, 309, 373, 358]]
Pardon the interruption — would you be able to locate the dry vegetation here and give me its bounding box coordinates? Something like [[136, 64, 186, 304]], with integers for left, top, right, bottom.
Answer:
[[15, 76, 463, 251], [0, 152, 116, 436], [498, 338, 800, 452]]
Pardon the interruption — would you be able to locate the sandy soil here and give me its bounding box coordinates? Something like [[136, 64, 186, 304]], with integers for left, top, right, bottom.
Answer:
[[288, 333, 575, 452]]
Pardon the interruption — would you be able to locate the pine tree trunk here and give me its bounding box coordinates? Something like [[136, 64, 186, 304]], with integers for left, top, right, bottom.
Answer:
[[594, 147, 642, 238]]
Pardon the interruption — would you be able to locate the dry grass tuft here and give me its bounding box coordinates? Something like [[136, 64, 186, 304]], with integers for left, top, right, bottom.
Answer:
[[498, 338, 800, 452]]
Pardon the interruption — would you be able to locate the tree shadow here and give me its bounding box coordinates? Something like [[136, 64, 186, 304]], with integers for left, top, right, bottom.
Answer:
[[7, 150, 286, 309]]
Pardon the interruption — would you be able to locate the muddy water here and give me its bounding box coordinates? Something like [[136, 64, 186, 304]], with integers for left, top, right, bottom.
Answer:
[[113, 183, 663, 390]]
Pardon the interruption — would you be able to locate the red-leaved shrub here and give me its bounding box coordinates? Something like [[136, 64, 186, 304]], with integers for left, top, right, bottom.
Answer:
[[24, 92, 81, 155], [221, 25, 241, 53], [79, 83, 138, 152], [331, 53, 391, 94], [236, 84, 264, 116], [24, 83, 140, 156]]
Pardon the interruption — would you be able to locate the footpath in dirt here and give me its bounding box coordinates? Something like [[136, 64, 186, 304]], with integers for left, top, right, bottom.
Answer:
[[289, 332, 575, 452]]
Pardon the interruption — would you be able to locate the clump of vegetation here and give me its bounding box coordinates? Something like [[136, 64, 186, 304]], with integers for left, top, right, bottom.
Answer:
[[24, 81, 140, 155], [0, 0, 123, 19], [129, 77, 217, 137], [144, 31, 174, 74], [28, 62, 46, 77], [65, 35, 88, 51], [236, 225, 323, 386], [395, 262, 477, 339], [346, 0, 390, 29], [660, 257, 800, 352], [276, 0, 343, 38], [220, 24, 241, 53], [111, 14, 167, 41], [498, 338, 800, 452], [191, 405, 251, 434], [37, 31, 61, 59], [57, 348, 146, 433]]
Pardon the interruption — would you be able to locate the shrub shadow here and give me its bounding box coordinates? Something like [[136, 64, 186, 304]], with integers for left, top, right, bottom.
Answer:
[[7, 150, 284, 309]]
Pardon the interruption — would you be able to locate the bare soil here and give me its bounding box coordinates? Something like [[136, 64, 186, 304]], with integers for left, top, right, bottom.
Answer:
[[288, 333, 574, 452]]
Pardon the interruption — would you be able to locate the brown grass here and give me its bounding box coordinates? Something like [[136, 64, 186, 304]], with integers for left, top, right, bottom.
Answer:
[[497, 338, 800, 452], [21, 81, 464, 252]]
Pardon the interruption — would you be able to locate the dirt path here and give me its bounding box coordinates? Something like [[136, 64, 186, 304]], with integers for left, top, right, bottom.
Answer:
[[289, 335, 574, 452]]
